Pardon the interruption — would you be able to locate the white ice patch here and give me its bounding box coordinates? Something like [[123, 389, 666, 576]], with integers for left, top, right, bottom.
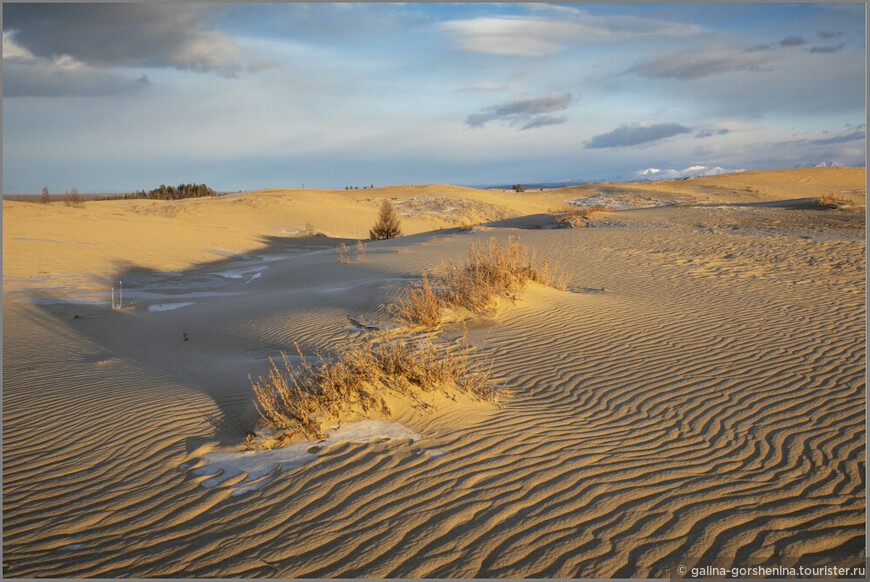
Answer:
[[257, 255, 289, 263], [569, 195, 677, 210], [212, 265, 269, 281], [148, 302, 196, 312], [191, 421, 421, 496]]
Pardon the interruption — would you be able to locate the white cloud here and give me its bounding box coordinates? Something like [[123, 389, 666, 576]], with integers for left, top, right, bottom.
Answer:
[[441, 11, 705, 56]]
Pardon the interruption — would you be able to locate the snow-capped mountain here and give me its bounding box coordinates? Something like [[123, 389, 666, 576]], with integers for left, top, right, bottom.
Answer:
[[622, 165, 743, 181], [813, 161, 845, 167]]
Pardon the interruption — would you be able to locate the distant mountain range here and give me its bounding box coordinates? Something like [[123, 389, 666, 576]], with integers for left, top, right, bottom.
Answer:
[[476, 162, 855, 190], [620, 165, 743, 181]]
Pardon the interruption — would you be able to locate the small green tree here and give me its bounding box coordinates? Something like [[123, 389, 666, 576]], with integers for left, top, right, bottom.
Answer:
[[41, 186, 51, 204], [369, 199, 402, 240]]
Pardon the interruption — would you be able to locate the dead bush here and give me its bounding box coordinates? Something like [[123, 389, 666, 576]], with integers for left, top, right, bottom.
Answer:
[[251, 333, 492, 439], [390, 236, 564, 327]]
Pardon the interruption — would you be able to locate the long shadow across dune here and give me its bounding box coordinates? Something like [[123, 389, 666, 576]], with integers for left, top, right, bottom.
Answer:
[[24, 230, 470, 445]]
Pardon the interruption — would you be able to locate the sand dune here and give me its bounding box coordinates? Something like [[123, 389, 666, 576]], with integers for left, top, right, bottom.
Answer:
[[2, 168, 865, 576]]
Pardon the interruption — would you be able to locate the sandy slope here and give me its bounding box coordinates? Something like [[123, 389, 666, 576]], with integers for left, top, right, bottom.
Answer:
[[2, 168, 865, 577]]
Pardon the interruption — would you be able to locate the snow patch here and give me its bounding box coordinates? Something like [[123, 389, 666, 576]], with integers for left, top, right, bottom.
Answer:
[[189, 421, 421, 496]]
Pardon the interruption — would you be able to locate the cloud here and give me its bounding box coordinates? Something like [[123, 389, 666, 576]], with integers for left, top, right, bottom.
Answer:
[[779, 35, 807, 47], [2, 35, 150, 98], [810, 131, 865, 145], [817, 30, 843, 39], [440, 11, 704, 56], [441, 17, 582, 57], [466, 92, 572, 130], [743, 44, 771, 53], [809, 43, 847, 54], [694, 120, 762, 138], [3, 3, 240, 76], [521, 115, 567, 130], [585, 122, 691, 149], [695, 128, 730, 138], [627, 49, 771, 80]]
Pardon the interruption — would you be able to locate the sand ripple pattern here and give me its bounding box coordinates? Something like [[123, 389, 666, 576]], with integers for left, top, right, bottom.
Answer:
[[3, 215, 864, 577]]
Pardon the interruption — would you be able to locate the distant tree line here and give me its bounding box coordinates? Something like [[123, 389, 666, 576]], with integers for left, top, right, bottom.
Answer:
[[102, 183, 217, 201]]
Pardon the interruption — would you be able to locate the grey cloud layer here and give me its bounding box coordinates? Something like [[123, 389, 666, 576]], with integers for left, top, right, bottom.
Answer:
[[627, 50, 771, 80], [466, 93, 572, 130], [779, 35, 807, 47], [586, 122, 691, 148], [3, 3, 239, 75]]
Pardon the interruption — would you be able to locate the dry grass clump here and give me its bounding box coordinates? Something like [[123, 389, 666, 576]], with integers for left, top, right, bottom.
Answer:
[[336, 242, 351, 263], [355, 240, 367, 261], [251, 333, 492, 439], [550, 204, 610, 222], [390, 236, 564, 327], [815, 193, 848, 207]]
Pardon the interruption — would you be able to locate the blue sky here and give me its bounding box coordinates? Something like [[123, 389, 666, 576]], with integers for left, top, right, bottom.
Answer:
[[2, 2, 865, 192]]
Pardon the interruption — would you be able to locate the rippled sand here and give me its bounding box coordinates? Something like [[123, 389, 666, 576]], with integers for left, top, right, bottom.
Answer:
[[3, 168, 865, 577]]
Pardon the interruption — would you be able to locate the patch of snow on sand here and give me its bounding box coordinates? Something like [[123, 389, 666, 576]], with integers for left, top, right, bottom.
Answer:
[[570, 194, 678, 210], [212, 265, 269, 281], [191, 421, 421, 496], [148, 302, 196, 312]]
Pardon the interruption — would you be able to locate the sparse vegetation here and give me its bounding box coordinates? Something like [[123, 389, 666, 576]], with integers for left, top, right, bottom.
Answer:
[[355, 240, 367, 261], [549, 204, 610, 223], [815, 193, 848, 207], [336, 242, 351, 263], [63, 187, 85, 208], [41, 186, 51, 204], [305, 221, 317, 236], [514, 184, 525, 193], [251, 333, 492, 439], [369, 199, 403, 240], [390, 236, 564, 327]]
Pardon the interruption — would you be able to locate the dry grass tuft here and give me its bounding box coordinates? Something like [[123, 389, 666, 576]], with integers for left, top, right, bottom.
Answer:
[[355, 240, 367, 261], [251, 333, 492, 439], [550, 204, 610, 223], [336, 242, 351, 263], [816, 193, 848, 207], [390, 236, 564, 327]]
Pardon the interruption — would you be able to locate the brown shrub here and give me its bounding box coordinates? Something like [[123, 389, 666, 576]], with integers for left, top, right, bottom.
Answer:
[[550, 204, 610, 222], [390, 236, 564, 327], [251, 333, 492, 438], [815, 193, 848, 206]]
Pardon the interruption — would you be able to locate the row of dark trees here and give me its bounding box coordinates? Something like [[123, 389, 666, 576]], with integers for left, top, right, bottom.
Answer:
[[111, 183, 217, 200], [345, 185, 374, 190]]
